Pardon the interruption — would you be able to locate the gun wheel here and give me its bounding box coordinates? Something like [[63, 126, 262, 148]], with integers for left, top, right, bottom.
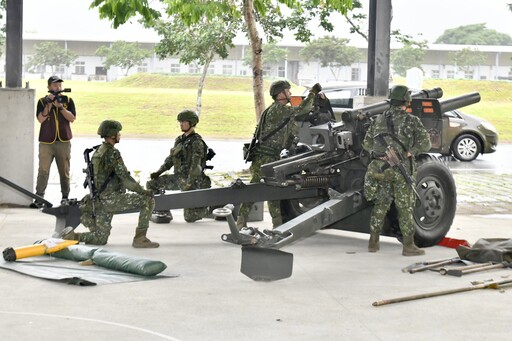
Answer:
[[412, 154, 457, 247]]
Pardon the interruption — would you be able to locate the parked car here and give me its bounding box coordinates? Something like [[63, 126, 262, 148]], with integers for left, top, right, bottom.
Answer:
[[298, 83, 499, 161], [442, 109, 498, 161]]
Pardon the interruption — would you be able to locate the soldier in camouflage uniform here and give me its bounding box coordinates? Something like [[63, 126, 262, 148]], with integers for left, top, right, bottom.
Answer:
[[363, 85, 431, 256], [147, 110, 211, 223], [236, 80, 323, 229], [63, 120, 159, 248]]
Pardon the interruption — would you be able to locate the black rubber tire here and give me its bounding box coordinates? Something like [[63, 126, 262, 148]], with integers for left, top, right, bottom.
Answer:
[[452, 134, 481, 162], [411, 154, 457, 247]]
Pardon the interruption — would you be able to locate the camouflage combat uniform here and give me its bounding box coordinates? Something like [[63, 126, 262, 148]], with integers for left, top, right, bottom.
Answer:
[[238, 91, 316, 227], [146, 133, 211, 222], [79, 142, 155, 245], [363, 106, 431, 237]]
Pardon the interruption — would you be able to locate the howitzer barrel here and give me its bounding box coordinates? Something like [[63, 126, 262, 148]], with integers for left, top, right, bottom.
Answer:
[[342, 87, 444, 122], [439, 92, 480, 113]]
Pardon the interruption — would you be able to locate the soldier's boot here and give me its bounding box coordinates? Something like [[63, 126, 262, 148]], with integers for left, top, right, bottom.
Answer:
[[132, 228, 160, 248], [402, 235, 425, 256], [61, 226, 81, 241], [368, 233, 380, 252]]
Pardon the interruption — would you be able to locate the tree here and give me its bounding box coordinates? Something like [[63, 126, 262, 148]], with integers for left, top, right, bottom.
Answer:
[[26, 42, 78, 74], [390, 42, 427, 77], [300, 36, 361, 81], [96, 40, 152, 76], [435, 23, 512, 46], [449, 47, 487, 75], [89, 0, 353, 120], [0, 0, 5, 57], [243, 41, 288, 73], [152, 15, 241, 116]]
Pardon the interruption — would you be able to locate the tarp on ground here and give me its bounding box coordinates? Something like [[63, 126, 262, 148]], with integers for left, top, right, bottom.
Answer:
[[0, 244, 178, 286], [456, 238, 512, 263], [0, 257, 178, 286]]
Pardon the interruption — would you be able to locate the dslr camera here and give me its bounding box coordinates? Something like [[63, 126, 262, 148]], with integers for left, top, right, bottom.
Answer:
[[44, 88, 72, 104]]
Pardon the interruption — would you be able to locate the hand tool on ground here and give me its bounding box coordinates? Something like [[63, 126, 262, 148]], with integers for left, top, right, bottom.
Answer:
[[373, 278, 512, 307]]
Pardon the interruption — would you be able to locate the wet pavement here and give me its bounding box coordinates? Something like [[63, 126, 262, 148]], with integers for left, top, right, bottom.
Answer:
[[36, 137, 512, 215]]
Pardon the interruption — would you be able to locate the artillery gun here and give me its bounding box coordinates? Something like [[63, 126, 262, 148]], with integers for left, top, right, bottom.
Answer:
[[36, 87, 480, 280]]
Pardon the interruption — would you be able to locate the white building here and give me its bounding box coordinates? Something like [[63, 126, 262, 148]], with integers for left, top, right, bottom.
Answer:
[[2, 36, 512, 85]]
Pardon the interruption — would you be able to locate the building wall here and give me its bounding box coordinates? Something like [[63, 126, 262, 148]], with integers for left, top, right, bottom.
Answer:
[[1, 39, 512, 85]]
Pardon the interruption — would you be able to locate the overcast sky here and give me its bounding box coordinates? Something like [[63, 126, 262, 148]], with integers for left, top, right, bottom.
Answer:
[[20, 0, 512, 45]]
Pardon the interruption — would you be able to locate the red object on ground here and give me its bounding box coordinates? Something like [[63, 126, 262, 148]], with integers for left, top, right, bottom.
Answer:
[[437, 237, 471, 249]]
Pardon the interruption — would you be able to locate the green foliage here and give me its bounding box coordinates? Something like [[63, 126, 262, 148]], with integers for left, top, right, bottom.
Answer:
[[26, 42, 78, 73], [300, 36, 362, 80], [391, 44, 426, 77], [449, 48, 487, 73], [435, 23, 512, 46], [153, 15, 240, 65], [243, 41, 288, 67], [90, 0, 161, 28], [96, 41, 152, 76]]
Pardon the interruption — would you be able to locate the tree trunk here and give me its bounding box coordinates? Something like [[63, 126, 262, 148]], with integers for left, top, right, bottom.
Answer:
[[243, 0, 265, 121], [196, 55, 213, 116]]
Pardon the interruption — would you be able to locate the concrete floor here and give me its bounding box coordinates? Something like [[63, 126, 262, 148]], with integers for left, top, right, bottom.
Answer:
[[1, 206, 511, 340]]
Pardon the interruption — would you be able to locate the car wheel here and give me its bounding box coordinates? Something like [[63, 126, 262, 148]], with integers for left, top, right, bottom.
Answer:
[[452, 134, 481, 161]]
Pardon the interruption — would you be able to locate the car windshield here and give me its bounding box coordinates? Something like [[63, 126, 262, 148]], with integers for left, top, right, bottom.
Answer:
[[444, 110, 463, 119], [325, 90, 354, 108]]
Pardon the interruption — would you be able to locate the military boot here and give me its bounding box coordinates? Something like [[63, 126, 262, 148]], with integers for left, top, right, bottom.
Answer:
[[132, 228, 160, 248], [60, 226, 81, 241], [368, 233, 380, 252], [402, 235, 425, 256]]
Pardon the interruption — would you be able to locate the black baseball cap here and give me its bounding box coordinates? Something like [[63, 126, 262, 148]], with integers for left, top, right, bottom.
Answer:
[[47, 76, 64, 85]]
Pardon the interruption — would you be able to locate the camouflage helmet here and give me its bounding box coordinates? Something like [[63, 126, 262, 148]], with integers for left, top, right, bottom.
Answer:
[[177, 109, 199, 126], [270, 80, 291, 99], [389, 85, 412, 104], [97, 120, 122, 138]]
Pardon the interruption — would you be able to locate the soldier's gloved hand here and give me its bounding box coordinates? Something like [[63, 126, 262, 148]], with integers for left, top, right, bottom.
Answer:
[[311, 83, 322, 95], [150, 171, 162, 180]]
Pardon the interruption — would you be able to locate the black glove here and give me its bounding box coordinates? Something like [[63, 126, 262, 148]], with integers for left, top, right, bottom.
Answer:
[[150, 171, 162, 179], [311, 83, 322, 95]]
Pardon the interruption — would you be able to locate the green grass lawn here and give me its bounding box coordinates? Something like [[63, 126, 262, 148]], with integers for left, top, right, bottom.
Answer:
[[28, 74, 512, 142]]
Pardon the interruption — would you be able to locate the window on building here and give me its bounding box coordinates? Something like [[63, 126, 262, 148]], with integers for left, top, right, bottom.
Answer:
[[222, 64, 233, 75], [262, 66, 272, 77], [431, 70, 440, 79], [55, 65, 65, 74], [464, 71, 474, 80], [74, 61, 85, 75], [278, 66, 285, 78], [208, 63, 215, 75], [188, 65, 200, 74], [351, 68, 360, 81], [95, 67, 107, 75], [170, 64, 180, 73], [137, 63, 147, 73], [447, 70, 455, 79], [239, 70, 247, 76]]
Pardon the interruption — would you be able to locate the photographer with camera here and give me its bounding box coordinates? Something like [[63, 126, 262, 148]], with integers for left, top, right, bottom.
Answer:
[[31, 76, 76, 208]]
